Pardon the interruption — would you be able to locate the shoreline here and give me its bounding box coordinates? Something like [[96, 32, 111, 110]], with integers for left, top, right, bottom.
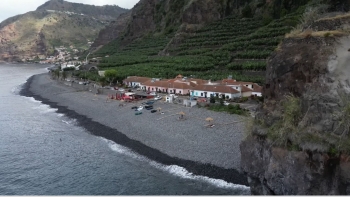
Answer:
[[20, 73, 249, 186]]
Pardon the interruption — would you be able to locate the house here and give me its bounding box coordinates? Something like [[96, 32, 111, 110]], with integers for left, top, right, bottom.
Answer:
[[252, 83, 263, 97], [141, 79, 194, 95], [221, 81, 262, 97], [191, 84, 241, 99], [140, 75, 197, 95], [124, 74, 261, 98], [123, 76, 151, 87], [61, 64, 75, 70], [98, 71, 105, 77]]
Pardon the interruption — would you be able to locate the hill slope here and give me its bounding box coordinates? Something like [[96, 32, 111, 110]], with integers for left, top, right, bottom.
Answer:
[[92, 0, 315, 83], [37, 0, 128, 21], [0, 0, 129, 61]]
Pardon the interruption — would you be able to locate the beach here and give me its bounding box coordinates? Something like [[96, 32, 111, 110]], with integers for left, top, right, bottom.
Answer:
[[20, 73, 249, 185]]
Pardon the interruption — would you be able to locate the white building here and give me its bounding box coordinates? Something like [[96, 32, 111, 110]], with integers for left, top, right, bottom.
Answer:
[[191, 84, 242, 99], [123, 76, 152, 87]]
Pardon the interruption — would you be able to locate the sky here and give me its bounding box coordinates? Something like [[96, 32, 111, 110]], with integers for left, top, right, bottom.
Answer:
[[0, 0, 140, 22]]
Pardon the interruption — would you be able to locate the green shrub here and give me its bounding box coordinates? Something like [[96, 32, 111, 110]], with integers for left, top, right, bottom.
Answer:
[[210, 95, 216, 103]]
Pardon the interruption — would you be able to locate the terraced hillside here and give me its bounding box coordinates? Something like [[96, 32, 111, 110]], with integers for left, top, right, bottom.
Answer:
[[96, 6, 305, 84]]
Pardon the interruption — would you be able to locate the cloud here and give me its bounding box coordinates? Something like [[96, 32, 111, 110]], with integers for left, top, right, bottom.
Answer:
[[0, 0, 139, 22]]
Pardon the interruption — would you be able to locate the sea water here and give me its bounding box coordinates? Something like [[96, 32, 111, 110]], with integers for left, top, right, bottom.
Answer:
[[0, 64, 250, 195]]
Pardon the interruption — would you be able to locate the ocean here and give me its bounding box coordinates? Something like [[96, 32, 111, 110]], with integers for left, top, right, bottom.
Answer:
[[0, 64, 250, 195]]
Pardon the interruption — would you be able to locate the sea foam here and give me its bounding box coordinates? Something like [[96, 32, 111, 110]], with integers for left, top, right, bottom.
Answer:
[[101, 138, 250, 190]]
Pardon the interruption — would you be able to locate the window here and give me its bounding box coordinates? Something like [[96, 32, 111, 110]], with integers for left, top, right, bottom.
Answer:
[[246, 85, 248, 87], [236, 87, 238, 89], [179, 91, 182, 94], [170, 90, 173, 93], [201, 93, 203, 96], [152, 88, 154, 90], [195, 92, 198, 96]]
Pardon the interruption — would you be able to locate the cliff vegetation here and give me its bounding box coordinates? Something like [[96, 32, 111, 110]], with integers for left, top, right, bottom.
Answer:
[[91, 0, 318, 83]]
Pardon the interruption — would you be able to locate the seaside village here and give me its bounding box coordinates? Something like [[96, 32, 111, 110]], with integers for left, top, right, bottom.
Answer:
[[121, 75, 262, 104], [99, 74, 263, 113]]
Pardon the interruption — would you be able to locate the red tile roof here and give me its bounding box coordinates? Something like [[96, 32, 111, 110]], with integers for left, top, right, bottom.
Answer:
[[141, 80, 194, 89], [123, 76, 151, 83], [252, 83, 262, 92], [222, 79, 237, 83], [192, 84, 240, 94]]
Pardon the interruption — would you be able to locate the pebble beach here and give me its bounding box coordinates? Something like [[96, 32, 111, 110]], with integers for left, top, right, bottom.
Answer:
[[20, 73, 249, 185]]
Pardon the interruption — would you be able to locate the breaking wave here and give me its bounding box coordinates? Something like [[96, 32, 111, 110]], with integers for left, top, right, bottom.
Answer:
[[101, 138, 250, 191]]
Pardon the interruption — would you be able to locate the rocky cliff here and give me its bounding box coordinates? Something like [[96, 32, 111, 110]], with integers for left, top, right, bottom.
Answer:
[[92, 0, 313, 52], [90, 12, 131, 51], [240, 11, 350, 195], [0, 0, 129, 61]]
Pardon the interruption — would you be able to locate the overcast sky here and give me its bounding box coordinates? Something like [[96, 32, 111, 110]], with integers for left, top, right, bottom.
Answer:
[[0, 0, 140, 22]]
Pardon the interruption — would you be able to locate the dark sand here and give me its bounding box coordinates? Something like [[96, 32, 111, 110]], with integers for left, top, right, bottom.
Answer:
[[20, 73, 248, 186]]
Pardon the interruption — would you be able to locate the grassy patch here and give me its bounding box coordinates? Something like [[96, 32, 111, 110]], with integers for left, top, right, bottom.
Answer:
[[267, 94, 301, 146], [207, 103, 248, 116]]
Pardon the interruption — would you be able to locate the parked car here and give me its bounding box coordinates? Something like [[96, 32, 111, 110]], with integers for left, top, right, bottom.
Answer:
[[145, 105, 153, 110], [136, 88, 141, 91], [150, 92, 157, 96], [119, 88, 125, 92], [223, 101, 230, 106], [135, 111, 142, 115], [145, 101, 155, 105], [151, 110, 157, 113], [131, 106, 138, 109], [154, 96, 162, 100], [146, 91, 151, 94], [135, 106, 143, 111]]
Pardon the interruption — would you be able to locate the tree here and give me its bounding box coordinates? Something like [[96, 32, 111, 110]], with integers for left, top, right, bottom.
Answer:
[[210, 95, 215, 103], [62, 71, 67, 80], [53, 69, 60, 80], [104, 69, 118, 85]]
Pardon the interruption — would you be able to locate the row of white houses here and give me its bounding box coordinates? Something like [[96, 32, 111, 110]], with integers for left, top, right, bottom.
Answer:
[[123, 75, 262, 99]]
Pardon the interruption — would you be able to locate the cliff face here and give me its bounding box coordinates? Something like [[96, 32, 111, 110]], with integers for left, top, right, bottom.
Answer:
[[241, 137, 350, 195], [240, 13, 350, 195], [93, 0, 313, 52], [90, 12, 131, 50]]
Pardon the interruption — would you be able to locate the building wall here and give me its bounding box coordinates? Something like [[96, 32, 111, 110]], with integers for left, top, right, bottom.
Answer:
[[253, 92, 262, 97], [174, 88, 190, 95], [242, 91, 252, 97], [193, 90, 243, 99]]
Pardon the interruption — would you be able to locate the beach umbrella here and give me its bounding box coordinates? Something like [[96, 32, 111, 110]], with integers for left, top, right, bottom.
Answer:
[[205, 117, 214, 122], [179, 111, 185, 119]]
